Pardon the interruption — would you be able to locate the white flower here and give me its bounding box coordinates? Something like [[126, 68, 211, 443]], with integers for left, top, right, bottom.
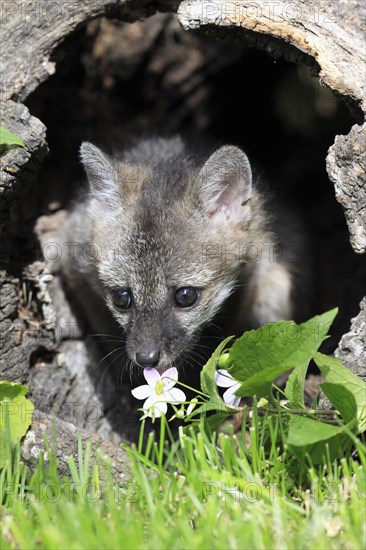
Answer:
[[131, 367, 186, 418], [214, 369, 241, 407]]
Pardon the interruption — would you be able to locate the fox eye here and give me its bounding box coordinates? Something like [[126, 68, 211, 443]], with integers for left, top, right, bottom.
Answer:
[[111, 288, 132, 309], [174, 287, 199, 308]]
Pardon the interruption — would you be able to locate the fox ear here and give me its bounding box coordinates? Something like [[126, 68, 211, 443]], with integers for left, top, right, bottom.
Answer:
[[80, 142, 119, 214], [197, 146, 252, 224]]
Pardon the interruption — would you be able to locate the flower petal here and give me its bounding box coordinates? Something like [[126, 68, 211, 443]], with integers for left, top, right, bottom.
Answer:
[[223, 384, 241, 407], [143, 367, 161, 387], [131, 384, 152, 400], [215, 369, 237, 388], [143, 395, 167, 418], [164, 388, 186, 404], [142, 393, 159, 407], [152, 400, 168, 417], [161, 367, 178, 389]]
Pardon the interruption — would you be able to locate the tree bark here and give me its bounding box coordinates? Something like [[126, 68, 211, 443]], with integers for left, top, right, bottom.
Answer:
[[319, 297, 366, 411], [21, 410, 131, 480], [335, 297, 366, 383], [0, 101, 48, 228]]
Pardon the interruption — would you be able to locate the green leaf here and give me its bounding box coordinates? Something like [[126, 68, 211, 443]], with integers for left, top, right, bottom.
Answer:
[[0, 127, 25, 147], [284, 362, 308, 408], [0, 381, 34, 468], [230, 309, 338, 398], [286, 414, 353, 463], [196, 336, 234, 415], [319, 383, 357, 423], [314, 352, 366, 432], [201, 336, 233, 409]]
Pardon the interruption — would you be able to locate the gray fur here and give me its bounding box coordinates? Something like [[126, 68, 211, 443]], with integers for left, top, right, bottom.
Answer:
[[51, 137, 296, 371]]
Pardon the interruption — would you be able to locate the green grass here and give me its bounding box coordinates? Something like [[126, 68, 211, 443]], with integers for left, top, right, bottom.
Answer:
[[1, 410, 365, 549]]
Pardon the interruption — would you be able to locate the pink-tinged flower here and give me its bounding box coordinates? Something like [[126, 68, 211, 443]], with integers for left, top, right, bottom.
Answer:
[[131, 367, 186, 418], [214, 369, 241, 407]]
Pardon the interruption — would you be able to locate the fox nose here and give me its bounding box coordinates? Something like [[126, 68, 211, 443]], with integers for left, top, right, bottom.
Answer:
[[136, 350, 160, 368]]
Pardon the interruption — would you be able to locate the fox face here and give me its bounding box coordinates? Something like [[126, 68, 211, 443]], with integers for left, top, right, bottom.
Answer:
[[80, 137, 268, 372]]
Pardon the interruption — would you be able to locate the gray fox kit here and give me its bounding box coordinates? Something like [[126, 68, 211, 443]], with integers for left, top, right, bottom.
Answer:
[[50, 136, 299, 374]]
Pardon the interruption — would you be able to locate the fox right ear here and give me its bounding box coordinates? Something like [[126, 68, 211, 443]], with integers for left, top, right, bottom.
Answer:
[[80, 142, 120, 214], [197, 146, 253, 225]]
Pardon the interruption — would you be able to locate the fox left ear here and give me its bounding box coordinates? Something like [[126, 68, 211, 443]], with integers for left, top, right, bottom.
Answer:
[[197, 146, 252, 224], [80, 142, 120, 213]]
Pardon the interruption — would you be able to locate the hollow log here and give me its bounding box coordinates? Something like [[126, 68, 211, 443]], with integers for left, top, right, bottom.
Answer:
[[0, 0, 365, 453]]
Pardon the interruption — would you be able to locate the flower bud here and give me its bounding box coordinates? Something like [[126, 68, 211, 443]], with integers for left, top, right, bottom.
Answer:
[[218, 352, 230, 368]]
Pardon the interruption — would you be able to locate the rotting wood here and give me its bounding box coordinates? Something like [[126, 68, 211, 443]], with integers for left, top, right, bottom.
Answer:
[[21, 410, 131, 480]]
